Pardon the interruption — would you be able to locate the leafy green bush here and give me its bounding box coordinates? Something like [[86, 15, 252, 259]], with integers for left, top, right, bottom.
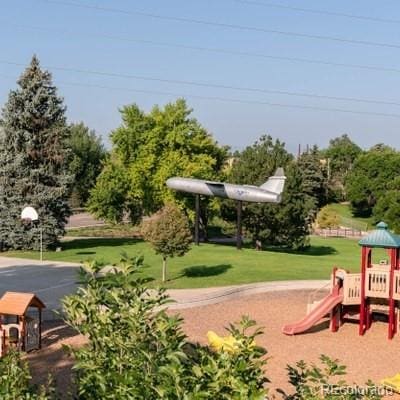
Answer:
[[62, 254, 268, 399], [316, 206, 340, 229], [186, 317, 268, 399], [0, 349, 52, 399], [278, 355, 382, 400]]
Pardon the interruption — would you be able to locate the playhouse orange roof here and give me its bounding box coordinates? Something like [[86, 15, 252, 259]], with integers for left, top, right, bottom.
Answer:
[[0, 292, 45, 316]]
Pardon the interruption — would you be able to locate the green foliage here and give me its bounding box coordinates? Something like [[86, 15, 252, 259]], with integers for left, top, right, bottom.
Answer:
[[373, 190, 400, 233], [0, 55, 73, 250], [141, 203, 192, 281], [316, 206, 340, 229], [346, 147, 400, 217], [89, 99, 227, 224], [228, 135, 291, 186], [68, 122, 106, 207], [62, 255, 269, 399], [187, 316, 268, 399], [297, 147, 328, 209], [280, 355, 382, 400], [88, 159, 141, 224], [0, 349, 53, 399], [323, 135, 362, 201], [225, 135, 315, 249], [62, 255, 186, 399]]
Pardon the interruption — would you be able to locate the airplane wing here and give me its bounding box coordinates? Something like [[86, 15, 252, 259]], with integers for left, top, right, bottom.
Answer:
[[259, 168, 286, 194]]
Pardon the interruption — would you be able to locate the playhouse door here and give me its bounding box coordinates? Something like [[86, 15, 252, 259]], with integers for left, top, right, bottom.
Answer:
[[25, 319, 39, 351]]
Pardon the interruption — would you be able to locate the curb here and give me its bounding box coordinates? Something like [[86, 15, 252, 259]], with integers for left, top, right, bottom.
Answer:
[[167, 280, 330, 309]]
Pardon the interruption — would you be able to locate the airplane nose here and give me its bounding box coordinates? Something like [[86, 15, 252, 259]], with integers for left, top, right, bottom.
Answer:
[[166, 177, 177, 189], [166, 177, 186, 190]]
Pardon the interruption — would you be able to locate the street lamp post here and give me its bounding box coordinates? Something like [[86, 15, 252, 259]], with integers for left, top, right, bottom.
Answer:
[[21, 206, 42, 262]]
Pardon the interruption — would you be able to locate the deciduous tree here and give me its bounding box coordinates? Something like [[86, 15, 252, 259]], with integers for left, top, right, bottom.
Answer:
[[89, 99, 227, 226], [346, 147, 400, 217], [323, 134, 362, 200], [141, 203, 192, 282], [68, 122, 106, 207]]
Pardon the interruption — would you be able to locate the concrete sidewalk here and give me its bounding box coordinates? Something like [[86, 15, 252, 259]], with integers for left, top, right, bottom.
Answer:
[[0, 256, 330, 318]]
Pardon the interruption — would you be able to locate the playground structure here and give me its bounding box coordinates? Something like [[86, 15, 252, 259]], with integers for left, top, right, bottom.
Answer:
[[0, 292, 45, 357], [283, 222, 400, 339]]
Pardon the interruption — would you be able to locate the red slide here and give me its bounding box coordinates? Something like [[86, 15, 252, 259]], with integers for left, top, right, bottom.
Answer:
[[282, 289, 343, 335]]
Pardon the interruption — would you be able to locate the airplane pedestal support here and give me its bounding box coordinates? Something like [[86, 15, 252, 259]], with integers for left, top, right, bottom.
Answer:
[[237, 200, 242, 250], [195, 194, 200, 245]]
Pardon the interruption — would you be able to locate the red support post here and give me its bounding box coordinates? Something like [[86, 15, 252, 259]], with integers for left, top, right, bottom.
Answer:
[[330, 267, 338, 331], [388, 248, 397, 339], [359, 247, 367, 335]]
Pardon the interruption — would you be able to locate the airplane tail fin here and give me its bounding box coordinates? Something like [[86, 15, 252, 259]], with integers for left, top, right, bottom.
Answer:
[[260, 168, 286, 194]]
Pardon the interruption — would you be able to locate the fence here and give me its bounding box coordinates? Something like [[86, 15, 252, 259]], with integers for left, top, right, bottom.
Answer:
[[314, 228, 365, 238], [339, 216, 369, 232]]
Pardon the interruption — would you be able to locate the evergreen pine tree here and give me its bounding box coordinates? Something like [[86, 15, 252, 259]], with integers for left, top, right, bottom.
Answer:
[[224, 135, 314, 250], [297, 146, 328, 209], [0, 56, 72, 250]]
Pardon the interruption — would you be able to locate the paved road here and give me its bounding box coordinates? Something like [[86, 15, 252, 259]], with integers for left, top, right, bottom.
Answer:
[[0, 257, 79, 319], [0, 256, 330, 320], [66, 212, 104, 229]]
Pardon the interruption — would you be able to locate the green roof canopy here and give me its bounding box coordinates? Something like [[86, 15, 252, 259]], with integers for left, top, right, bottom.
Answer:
[[358, 222, 400, 248]]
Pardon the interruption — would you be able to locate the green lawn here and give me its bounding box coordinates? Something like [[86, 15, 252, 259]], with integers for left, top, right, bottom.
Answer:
[[66, 224, 140, 238], [3, 237, 388, 289]]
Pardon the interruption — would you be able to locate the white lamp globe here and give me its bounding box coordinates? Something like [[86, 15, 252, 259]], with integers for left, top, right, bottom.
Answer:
[[21, 206, 39, 222]]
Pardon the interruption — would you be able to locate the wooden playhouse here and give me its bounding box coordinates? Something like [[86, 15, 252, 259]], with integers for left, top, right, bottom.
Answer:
[[0, 292, 45, 357]]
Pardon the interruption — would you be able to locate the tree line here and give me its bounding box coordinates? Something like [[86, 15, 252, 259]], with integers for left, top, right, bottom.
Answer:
[[1, 56, 399, 251]]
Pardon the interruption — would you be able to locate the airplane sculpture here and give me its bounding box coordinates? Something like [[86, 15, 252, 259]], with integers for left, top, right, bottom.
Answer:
[[166, 168, 286, 203], [166, 168, 286, 249]]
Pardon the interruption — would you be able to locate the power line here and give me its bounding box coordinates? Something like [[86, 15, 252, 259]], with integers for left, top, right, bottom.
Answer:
[[1, 72, 400, 119], [1, 59, 400, 107], [232, 0, 400, 25], [37, 0, 400, 50], [6, 21, 400, 76]]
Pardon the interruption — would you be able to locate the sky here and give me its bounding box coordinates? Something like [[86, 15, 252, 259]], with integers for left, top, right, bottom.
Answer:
[[1, 0, 400, 153]]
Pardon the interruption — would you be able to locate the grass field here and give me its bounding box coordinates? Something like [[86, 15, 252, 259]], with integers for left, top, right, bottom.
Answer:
[[3, 236, 387, 289], [324, 203, 374, 231], [66, 224, 140, 238]]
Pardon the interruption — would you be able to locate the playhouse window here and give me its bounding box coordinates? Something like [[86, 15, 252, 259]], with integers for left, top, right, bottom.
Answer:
[[3, 315, 18, 324]]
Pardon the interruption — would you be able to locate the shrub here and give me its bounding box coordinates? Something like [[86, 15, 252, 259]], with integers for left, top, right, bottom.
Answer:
[[187, 316, 268, 399], [0, 349, 52, 399], [279, 355, 382, 400], [316, 206, 340, 229], [62, 254, 268, 399]]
